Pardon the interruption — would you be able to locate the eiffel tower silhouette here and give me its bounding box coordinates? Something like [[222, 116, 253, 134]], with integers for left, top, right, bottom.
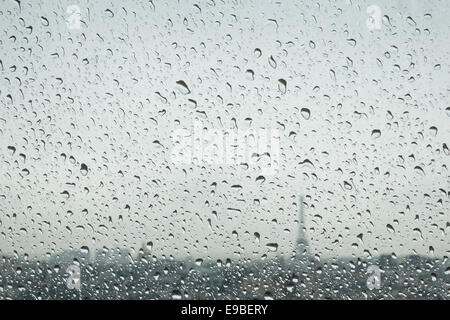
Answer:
[[296, 195, 309, 257]]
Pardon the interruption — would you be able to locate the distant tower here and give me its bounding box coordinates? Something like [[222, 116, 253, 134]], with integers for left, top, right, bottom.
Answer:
[[296, 195, 309, 257]]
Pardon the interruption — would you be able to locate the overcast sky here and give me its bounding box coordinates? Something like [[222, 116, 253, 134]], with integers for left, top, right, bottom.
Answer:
[[0, 0, 449, 261]]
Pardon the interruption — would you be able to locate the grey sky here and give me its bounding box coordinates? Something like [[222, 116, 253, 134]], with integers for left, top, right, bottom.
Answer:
[[0, 0, 449, 261]]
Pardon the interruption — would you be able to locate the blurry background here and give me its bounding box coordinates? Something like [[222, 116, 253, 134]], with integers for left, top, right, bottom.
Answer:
[[0, 0, 449, 265]]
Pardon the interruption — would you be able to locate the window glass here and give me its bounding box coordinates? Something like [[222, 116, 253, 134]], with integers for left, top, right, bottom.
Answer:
[[0, 0, 448, 299]]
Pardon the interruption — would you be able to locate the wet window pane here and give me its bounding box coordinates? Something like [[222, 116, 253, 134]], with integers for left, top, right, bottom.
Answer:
[[0, 0, 448, 300]]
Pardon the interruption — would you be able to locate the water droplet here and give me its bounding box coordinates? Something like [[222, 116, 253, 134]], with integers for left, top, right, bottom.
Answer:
[[414, 166, 425, 176], [343, 181, 352, 190], [278, 79, 287, 94], [61, 191, 70, 199], [266, 243, 278, 252], [256, 175, 265, 184], [386, 224, 395, 234], [80, 163, 88, 176], [172, 290, 182, 300], [371, 129, 381, 139], [429, 126, 438, 136], [176, 80, 191, 95], [268, 55, 277, 68], [300, 108, 310, 120]]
